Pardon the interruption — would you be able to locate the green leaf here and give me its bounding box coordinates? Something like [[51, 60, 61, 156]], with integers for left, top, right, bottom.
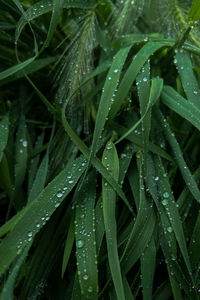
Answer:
[[161, 85, 200, 132], [86, 46, 131, 170], [116, 76, 163, 144], [75, 171, 98, 299], [0, 155, 87, 277], [0, 57, 35, 81], [188, 0, 200, 22], [175, 52, 200, 109], [102, 141, 125, 300]]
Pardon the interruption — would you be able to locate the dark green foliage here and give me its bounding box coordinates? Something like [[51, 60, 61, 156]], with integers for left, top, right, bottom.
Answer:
[[0, 0, 200, 299]]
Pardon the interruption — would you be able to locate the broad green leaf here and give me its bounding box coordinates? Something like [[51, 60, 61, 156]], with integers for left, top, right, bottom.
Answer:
[[102, 141, 125, 300]]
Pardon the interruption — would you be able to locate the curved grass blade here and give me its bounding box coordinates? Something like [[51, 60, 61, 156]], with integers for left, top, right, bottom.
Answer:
[[0, 155, 87, 277], [61, 101, 133, 213], [110, 121, 173, 161], [109, 42, 167, 119], [75, 171, 98, 299], [102, 140, 125, 300], [0, 246, 30, 300], [161, 85, 200, 131], [175, 52, 200, 109], [155, 155, 193, 277], [155, 108, 200, 203], [0, 56, 58, 87], [116, 77, 163, 144], [86, 46, 131, 171], [0, 57, 35, 81], [16, 0, 95, 43]]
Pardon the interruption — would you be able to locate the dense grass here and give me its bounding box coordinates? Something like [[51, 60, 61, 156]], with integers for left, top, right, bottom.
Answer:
[[0, 0, 200, 299]]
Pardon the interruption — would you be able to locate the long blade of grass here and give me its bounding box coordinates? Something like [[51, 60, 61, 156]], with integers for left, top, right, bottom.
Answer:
[[116, 77, 163, 144], [61, 101, 133, 213], [155, 108, 200, 203], [161, 85, 200, 131], [109, 42, 167, 119], [0, 155, 88, 276], [0, 57, 35, 81], [102, 140, 125, 300], [75, 171, 98, 299], [61, 212, 75, 278], [141, 237, 156, 300], [175, 52, 200, 109], [86, 46, 131, 171]]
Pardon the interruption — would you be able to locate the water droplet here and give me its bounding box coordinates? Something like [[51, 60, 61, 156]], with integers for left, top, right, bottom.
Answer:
[[143, 77, 147, 82], [22, 140, 28, 147], [167, 226, 173, 233], [28, 232, 33, 237], [114, 69, 119, 73], [162, 199, 168, 206], [88, 286, 93, 293], [163, 192, 169, 198], [69, 180, 74, 184], [193, 90, 198, 95], [55, 202, 60, 208], [56, 192, 63, 198], [83, 274, 88, 280], [76, 239, 84, 249], [154, 176, 159, 181], [36, 223, 40, 228], [108, 76, 111, 80]]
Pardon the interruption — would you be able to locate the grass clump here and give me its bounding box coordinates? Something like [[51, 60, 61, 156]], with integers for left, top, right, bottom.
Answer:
[[0, 0, 200, 299]]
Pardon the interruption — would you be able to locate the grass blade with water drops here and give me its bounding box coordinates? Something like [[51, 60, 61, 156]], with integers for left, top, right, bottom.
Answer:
[[75, 171, 98, 299], [86, 46, 131, 170], [116, 76, 163, 144], [0, 155, 87, 277], [155, 108, 200, 203], [175, 52, 200, 109], [109, 42, 167, 119], [161, 85, 200, 131], [102, 140, 125, 300]]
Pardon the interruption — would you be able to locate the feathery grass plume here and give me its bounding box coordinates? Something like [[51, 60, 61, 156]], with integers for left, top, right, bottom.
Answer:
[[149, 0, 200, 47], [55, 9, 96, 105], [112, 0, 144, 37]]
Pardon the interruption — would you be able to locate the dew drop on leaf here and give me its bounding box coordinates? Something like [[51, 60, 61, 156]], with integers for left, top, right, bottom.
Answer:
[[76, 239, 84, 249]]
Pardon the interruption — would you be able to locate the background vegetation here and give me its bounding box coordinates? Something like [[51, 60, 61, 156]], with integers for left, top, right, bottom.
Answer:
[[0, 0, 200, 299]]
